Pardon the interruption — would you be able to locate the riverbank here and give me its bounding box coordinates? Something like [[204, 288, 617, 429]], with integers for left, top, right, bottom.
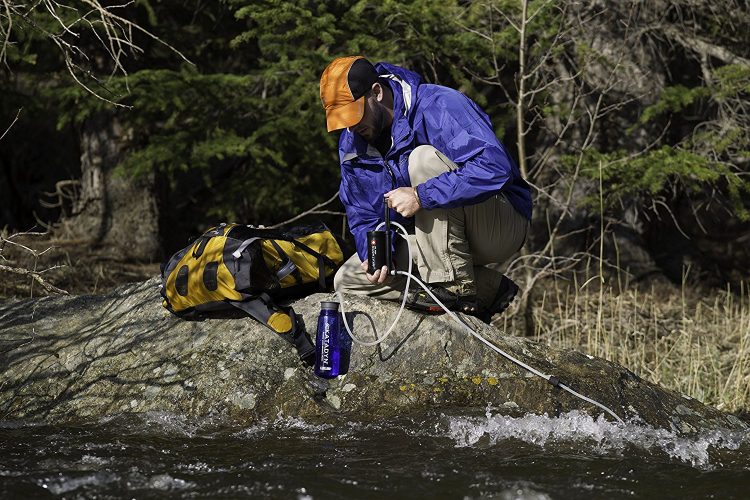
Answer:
[[4, 277, 746, 432], [497, 278, 750, 417], [1, 232, 748, 418]]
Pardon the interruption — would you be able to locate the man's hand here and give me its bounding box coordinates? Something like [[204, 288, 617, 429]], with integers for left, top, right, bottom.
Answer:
[[385, 187, 421, 217], [360, 261, 390, 285]]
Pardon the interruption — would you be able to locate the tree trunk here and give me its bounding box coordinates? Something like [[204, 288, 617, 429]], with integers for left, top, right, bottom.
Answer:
[[60, 112, 160, 261]]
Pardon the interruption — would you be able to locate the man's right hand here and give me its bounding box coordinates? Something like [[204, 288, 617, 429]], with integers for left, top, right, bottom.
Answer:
[[360, 261, 390, 285]]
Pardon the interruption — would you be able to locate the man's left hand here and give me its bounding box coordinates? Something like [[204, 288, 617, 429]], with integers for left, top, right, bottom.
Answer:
[[385, 187, 421, 217]]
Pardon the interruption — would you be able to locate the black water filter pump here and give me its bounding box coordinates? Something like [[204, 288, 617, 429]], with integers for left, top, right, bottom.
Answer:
[[347, 194, 625, 424]]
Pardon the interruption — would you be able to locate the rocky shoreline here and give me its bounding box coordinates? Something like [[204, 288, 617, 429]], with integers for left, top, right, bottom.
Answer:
[[0, 277, 746, 435]]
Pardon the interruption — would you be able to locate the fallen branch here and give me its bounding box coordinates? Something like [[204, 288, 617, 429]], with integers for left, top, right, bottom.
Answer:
[[0, 263, 69, 294], [1, 229, 68, 295]]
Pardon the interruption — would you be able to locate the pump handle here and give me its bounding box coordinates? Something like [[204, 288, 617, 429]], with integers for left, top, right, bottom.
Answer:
[[384, 195, 394, 275]]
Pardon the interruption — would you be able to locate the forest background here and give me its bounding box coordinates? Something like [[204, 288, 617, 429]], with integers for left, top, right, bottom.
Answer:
[[1, 0, 749, 415]]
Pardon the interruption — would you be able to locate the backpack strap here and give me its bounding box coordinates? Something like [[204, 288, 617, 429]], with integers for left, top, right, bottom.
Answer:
[[285, 239, 338, 290], [269, 240, 302, 284], [232, 237, 260, 259], [229, 294, 315, 366], [267, 237, 334, 290], [288, 239, 339, 270]]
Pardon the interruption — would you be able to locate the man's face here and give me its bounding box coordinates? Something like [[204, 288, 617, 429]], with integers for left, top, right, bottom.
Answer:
[[351, 86, 387, 143]]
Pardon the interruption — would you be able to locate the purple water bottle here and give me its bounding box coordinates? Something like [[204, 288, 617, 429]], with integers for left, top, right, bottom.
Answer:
[[314, 301, 342, 378]]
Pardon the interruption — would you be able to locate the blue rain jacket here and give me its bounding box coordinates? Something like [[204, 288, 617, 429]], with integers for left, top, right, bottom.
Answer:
[[338, 62, 532, 262]]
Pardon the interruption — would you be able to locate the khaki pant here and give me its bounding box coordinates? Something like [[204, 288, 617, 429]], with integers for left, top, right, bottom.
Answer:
[[334, 145, 528, 308]]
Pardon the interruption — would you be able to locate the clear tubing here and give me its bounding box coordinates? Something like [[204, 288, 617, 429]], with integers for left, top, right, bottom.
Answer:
[[397, 278, 624, 423], [335, 221, 412, 346], [336, 222, 625, 424]]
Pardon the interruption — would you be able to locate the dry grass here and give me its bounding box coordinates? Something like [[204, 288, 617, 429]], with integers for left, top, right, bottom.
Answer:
[[501, 277, 750, 414]]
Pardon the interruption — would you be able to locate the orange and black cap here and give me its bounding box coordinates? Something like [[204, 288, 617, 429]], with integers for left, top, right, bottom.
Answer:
[[320, 56, 380, 132]]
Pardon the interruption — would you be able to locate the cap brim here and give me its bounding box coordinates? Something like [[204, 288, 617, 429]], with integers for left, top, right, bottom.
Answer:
[[325, 97, 365, 132]]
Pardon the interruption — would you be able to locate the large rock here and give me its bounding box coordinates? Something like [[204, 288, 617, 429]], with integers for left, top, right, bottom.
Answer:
[[0, 278, 745, 435]]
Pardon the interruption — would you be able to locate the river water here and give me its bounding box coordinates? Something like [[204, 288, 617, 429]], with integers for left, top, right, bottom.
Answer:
[[1, 407, 748, 498]]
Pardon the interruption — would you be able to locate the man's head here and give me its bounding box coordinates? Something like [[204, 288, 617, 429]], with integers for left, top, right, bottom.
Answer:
[[320, 56, 393, 143]]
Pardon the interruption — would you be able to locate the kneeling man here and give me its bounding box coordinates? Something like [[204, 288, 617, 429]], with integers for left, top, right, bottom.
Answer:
[[319, 56, 531, 322]]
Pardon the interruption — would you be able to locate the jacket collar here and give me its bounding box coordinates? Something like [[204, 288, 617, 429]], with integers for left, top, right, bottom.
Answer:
[[380, 74, 415, 159], [340, 64, 421, 163]]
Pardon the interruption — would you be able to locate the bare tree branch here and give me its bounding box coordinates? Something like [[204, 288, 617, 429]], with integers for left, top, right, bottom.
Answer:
[[269, 192, 343, 229], [0, 0, 194, 105], [661, 25, 750, 67], [0, 107, 20, 142]]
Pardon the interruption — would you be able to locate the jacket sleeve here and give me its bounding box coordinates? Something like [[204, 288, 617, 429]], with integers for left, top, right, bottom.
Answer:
[[414, 91, 517, 210], [339, 172, 379, 263]]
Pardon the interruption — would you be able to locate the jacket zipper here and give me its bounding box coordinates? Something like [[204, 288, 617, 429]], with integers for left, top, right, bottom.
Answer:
[[384, 163, 397, 189]]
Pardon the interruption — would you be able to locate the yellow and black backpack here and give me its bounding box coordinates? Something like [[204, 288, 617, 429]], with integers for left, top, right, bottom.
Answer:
[[160, 222, 345, 364]]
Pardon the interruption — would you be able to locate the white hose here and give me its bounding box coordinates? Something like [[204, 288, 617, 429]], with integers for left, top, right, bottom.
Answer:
[[335, 221, 412, 346], [336, 222, 625, 424]]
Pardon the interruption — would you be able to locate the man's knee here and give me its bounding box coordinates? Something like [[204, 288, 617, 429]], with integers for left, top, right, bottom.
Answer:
[[408, 145, 454, 184], [334, 252, 368, 293], [333, 260, 352, 292], [408, 144, 437, 172]]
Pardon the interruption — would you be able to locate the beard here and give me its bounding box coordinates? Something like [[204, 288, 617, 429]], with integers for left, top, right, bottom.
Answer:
[[362, 102, 388, 147]]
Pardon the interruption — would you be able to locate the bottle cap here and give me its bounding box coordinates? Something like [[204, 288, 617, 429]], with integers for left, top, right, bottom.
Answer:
[[320, 301, 340, 310]]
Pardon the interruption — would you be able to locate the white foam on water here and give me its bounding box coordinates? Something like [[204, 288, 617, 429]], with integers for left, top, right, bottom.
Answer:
[[146, 473, 194, 491], [233, 415, 334, 439], [444, 409, 749, 469], [179, 460, 214, 473], [232, 421, 268, 438], [38, 471, 118, 495], [80, 454, 111, 467], [98, 410, 227, 439], [272, 414, 334, 432], [491, 485, 553, 500]]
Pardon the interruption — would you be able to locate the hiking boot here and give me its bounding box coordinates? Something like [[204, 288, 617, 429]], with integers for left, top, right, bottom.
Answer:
[[403, 283, 456, 314], [402, 283, 479, 315], [477, 276, 519, 324]]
